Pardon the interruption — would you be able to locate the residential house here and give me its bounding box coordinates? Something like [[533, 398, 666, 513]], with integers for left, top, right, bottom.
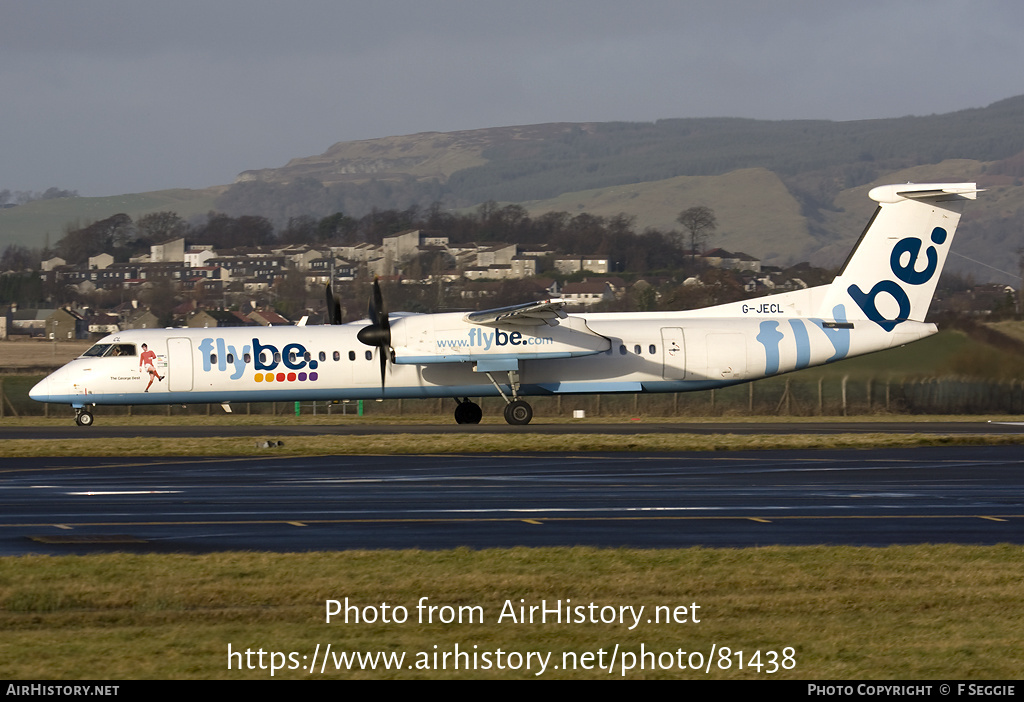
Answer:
[[187, 310, 256, 328], [560, 281, 615, 307], [87, 313, 120, 338], [45, 307, 88, 341], [248, 309, 291, 326]]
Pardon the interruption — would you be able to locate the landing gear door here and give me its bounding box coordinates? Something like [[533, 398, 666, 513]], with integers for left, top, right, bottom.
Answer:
[[167, 337, 194, 392], [661, 327, 686, 379]]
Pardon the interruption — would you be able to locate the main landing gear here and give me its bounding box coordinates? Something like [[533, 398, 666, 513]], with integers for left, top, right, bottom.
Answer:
[[452, 368, 535, 425], [503, 399, 533, 425], [454, 398, 483, 424], [74, 408, 94, 427], [452, 397, 534, 425]]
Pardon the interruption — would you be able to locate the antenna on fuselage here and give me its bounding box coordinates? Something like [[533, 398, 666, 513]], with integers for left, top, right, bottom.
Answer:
[[325, 259, 342, 325]]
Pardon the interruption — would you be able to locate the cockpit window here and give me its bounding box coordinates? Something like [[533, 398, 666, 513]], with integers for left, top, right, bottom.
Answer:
[[81, 343, 137, 358], [106, 344, 136, 357]]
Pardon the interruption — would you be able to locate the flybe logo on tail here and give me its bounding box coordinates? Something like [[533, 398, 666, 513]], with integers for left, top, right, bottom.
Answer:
[[848, 227, 946, 332], [198, 338, 320, 382]]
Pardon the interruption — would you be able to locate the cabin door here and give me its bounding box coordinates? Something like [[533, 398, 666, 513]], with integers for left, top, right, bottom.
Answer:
[[660, 327, 686, 379], [167, 337, 194, 392]]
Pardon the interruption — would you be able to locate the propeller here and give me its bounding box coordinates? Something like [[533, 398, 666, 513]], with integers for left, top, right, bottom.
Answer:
[[356, 277, 392, 392], [325, 283, 342, 325]]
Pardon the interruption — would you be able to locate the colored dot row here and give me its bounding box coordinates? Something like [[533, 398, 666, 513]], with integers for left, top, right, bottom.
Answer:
[[254, 372, 319, 382]]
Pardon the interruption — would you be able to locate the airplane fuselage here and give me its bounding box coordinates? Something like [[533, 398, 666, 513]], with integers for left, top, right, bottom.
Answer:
[[30, 305, 933, 408]]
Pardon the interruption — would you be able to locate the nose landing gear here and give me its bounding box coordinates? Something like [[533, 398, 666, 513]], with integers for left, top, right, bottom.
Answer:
[[74, 408, 94, 427]]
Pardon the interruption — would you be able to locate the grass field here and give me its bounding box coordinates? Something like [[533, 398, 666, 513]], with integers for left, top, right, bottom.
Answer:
[[2, 426, 1023, 458], [2, 546, 1021, 679]]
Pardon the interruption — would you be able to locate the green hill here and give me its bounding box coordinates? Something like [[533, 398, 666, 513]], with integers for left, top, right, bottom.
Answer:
[[4, 96, 1024, 277], [0, 188, 221, 249], [521, 168, 814, 264]]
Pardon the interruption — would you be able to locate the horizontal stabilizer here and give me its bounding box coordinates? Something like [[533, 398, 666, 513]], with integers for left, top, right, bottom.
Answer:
[[867, 183, 980, 203]]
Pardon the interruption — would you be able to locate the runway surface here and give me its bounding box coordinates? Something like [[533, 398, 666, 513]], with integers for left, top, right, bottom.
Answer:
[[2, 445, 1022, 555]]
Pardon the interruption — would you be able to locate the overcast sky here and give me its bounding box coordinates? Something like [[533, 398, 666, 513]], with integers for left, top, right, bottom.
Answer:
[[3, 0, 1024, 197]]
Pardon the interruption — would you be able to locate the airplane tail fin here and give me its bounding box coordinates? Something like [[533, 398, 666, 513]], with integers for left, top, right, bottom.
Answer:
[[818, 183, 979, 331]]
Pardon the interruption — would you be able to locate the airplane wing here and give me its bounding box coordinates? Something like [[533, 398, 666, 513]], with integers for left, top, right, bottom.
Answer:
[[463, 299, 568, 327], [391, 300, 608, 364]]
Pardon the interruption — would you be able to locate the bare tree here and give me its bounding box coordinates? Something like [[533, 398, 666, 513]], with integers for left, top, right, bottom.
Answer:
[[137, 211, 187, 244], [676, 205, 717, 263]]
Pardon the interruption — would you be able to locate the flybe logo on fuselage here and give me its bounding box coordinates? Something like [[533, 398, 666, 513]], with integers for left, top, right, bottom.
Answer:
[[436, 328, 555, 351], [198, 337, 320, 382], [848, 227, 946, 332]]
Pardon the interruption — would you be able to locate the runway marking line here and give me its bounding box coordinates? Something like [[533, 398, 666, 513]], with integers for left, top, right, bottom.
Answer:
[[28, 534, 147, 544], [3, 514, 1022, 528], [0, 455, 269, 475]]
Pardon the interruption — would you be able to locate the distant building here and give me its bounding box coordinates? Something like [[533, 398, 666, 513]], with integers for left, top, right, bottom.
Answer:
[[560, 281, 614, 307], [702, 249, 761, 273], [151, 237, 186, 263], [248, 309, 291, 326], [554, 257, 610, 275], [87, 253, 113, 270], [121, 308, 160, 330], [45, 308, 88, 341], [382, 230, 422, 264], [87, 313, 120, 338], [187, 310, 256, 328], [40, 257, 66, 272]]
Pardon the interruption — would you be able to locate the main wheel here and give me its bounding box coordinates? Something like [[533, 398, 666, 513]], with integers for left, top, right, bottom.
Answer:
[[503, 400, 533, 425], [75, 410, 94, 427], [454, 401, 482, 424]]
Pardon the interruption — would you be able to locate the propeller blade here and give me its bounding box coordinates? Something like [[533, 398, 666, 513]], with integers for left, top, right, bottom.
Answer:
[[355, 277, 393, 395], [371, 277, 389, 326]]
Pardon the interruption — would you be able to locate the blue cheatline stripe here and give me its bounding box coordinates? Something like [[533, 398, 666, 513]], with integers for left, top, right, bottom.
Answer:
[[35, 389, 469, 405], [34, 378, 746, 407]]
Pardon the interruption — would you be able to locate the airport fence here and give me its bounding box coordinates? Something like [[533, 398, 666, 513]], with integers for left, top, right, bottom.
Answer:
[[3, 374, 1024, 419]]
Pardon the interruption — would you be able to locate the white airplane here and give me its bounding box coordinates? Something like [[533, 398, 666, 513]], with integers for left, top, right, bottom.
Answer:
[[31, 182, 978, 427]]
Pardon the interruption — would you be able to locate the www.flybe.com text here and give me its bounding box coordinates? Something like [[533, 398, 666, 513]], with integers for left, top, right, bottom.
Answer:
[[437, 329, 554, 351]]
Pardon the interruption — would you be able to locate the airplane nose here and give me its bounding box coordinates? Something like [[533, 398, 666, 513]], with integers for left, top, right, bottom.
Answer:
[[29, 376, 49, 402]]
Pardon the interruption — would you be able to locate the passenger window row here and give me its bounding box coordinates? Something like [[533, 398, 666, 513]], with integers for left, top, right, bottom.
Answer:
[[606, 341, 659, 356], [208, 349, 374, 365]]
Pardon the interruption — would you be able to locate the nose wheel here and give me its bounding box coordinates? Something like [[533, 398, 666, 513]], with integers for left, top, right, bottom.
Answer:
[[75, 409, 94, 427]]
